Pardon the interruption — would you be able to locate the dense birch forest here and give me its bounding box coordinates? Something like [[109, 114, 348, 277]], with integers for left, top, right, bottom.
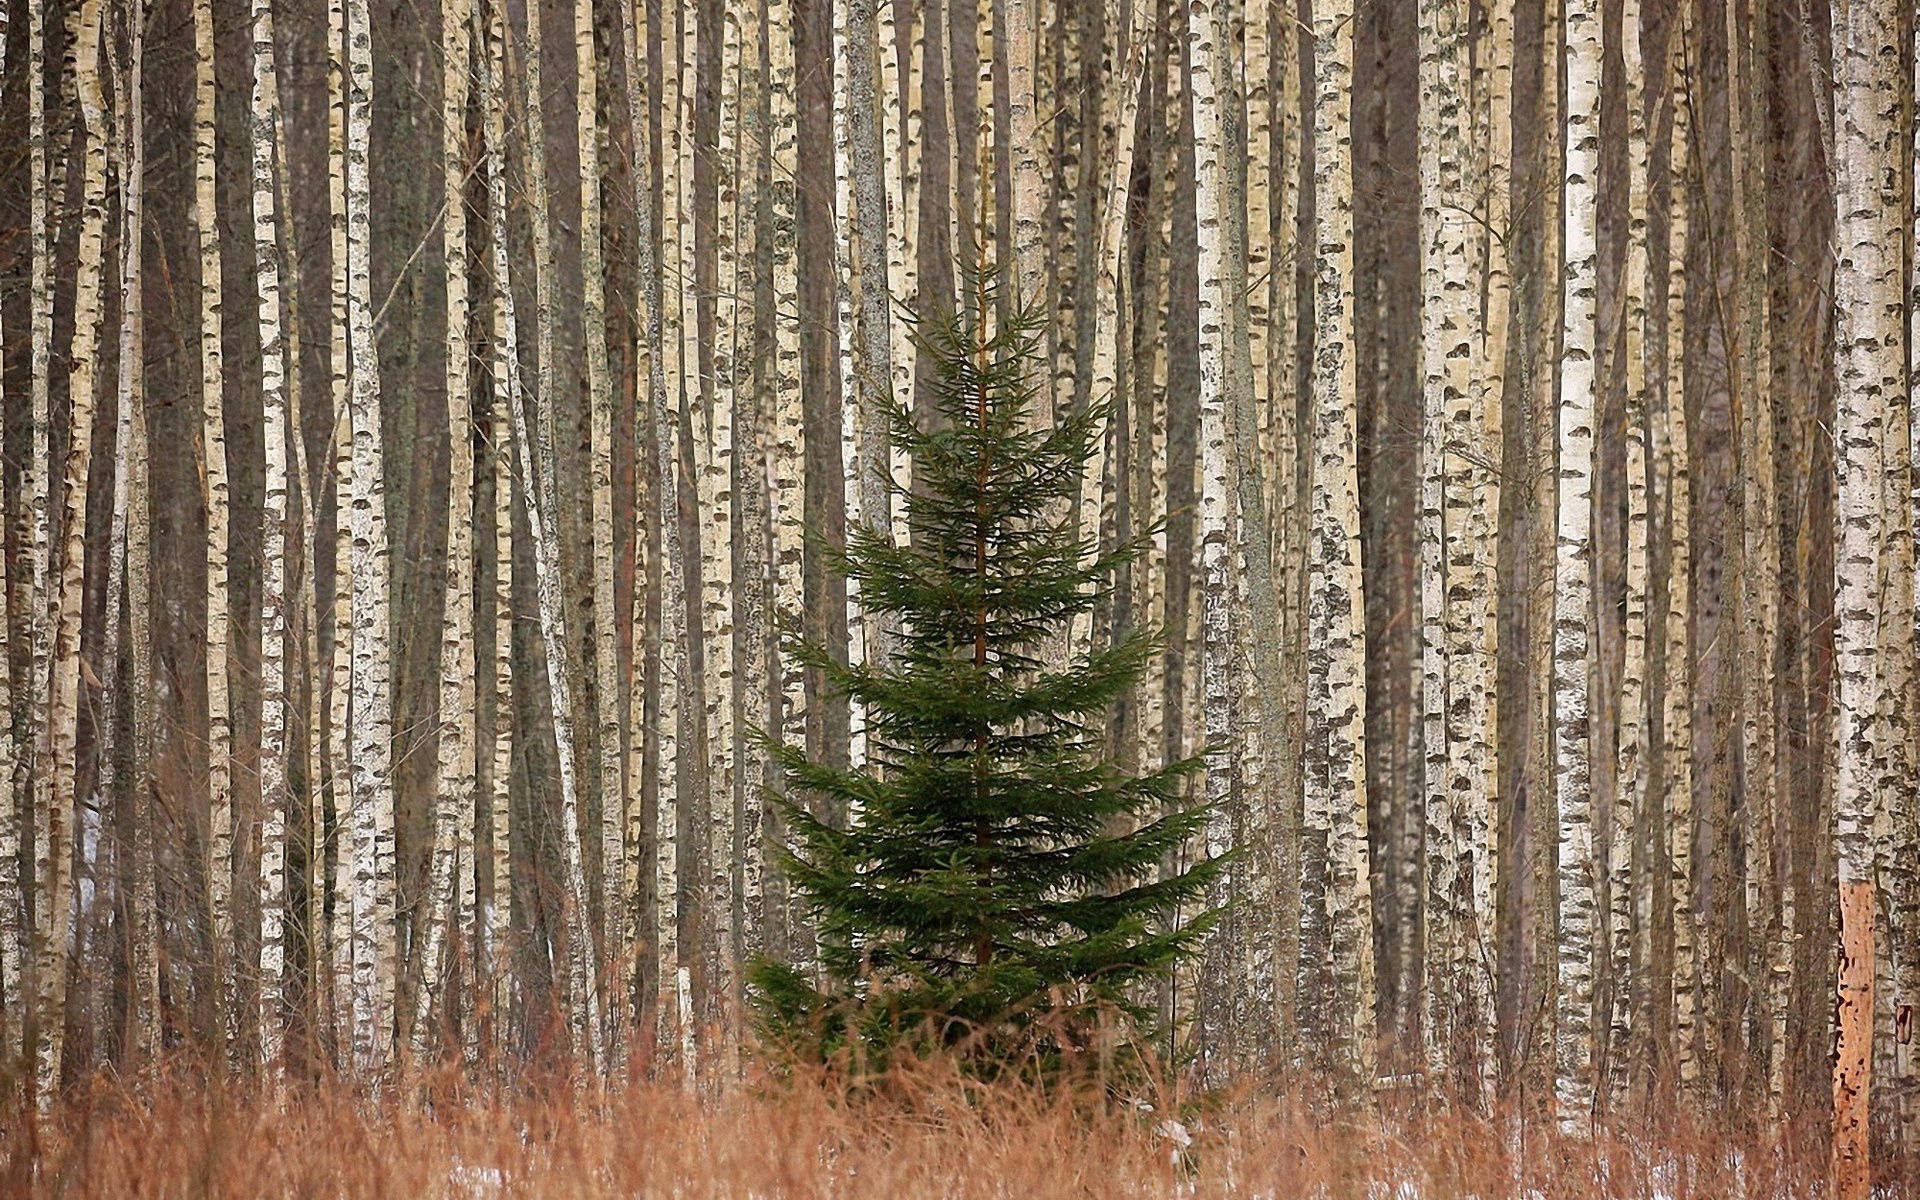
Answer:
[[2, 0, 1919, 1171]]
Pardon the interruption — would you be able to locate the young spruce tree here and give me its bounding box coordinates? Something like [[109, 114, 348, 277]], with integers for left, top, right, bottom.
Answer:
[[755, 269, 1222, 1070]]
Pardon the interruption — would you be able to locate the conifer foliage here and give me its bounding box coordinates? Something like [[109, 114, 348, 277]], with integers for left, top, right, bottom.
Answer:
[[754, 272, 1222, 1067]]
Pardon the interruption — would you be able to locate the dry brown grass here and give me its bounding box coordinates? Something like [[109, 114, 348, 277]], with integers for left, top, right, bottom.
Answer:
[[1, 1055, 1911, 1199]]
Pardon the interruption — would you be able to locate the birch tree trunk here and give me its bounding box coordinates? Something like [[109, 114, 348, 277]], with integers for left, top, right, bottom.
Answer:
[[1002, 0, 1043, 342], [1607, 0, 1652, 1107], [36, 0, 107, 1099], [877, 0, 915, 552], [846, 0, 894, 668], [700, 0, 741, 1031], [832, 0, 868, 770], [1718, 0, 1785, 1116], [249, 0, 292, 1071], [16, 0, 53, 1083], [0, 0, 23, 1060], [1188, 0, 1236, 1078], [1464, 0, 1511, 1103], [414, 0, 475, 1060], [1552, 0, 1602, 1131], [1663, 23, 1698, 1094], [192, 0, 238, 1061], [1830, 0, 1901, 1186], [344, 0, 397, 1071], [574, 0, 625, 1056], [478, 0, 518, 1047], [1415, 0, 1466, 1090], [1306, 0, 1374, 1088], [766, 0, 807, 972], [112, 1, 159, 1067], [610, 0, 668, 1036], [734, 0, 769, 967], [653, 0, 693, 1059], [514, 0, 603, 1069], [325, 0, 354, 1051]]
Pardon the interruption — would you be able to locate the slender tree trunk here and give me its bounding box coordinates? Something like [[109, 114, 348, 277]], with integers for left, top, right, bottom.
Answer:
[[1723, 0, 1782, 1115], [121, 16, 157, 1059], [16, 0, 53, 1084], [1465, 0, 1511, 1106], [344, 0, 396, 1071], [1664, 21, 1698, 1094], [575, 0, 624, 1060], [700, 0, 741, 1034], [413, 0, 475, 1061], [611, 0, 668, 1038], [1830, 0, 1901, 1187], [323, 0, 354, 1054], [877, 0, 915, 552], [734, 0, 770, 969], [1189, 0, 1236, 1079], [654, 0, 692, 1061], [112, 0, 157, 1067], [846, 0, 894, 669], [1002, 0, 1043, 336], [1607, 0, 1652, 1108], [765, 0, 807, 973], [1306, 0, 1374, 1088], [833, 0, 868, 771], [250, 0, 292, 1072], [1553, 0, 1602, 1131], [514, 0, 603, 1068], [1073, 0, 1146, 663], [477, 0, 518, 1050], [0, 0, 23, 1064], [36, 0, 107, 1100], [1415, 0, 1467, 1092], [192, 0, 238, 1062]]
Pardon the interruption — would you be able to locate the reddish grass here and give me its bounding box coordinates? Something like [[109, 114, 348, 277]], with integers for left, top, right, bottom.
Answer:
[[1, 1056, 1911, 1198]]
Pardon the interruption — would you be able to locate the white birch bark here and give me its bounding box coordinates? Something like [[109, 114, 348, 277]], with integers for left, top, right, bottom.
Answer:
[[734, 0, 769, 965], [877, 0, 913, 550], [344, 0, 397, 1070], [1832, 0, 1902, 1186], [1188, 0, 1236, 1077], [1607, 0, 1651, 1106], [326, 0, 354, 1049], [1002, 0, 1043, 349], [514, 0, 604, 1068], [478, 0, 518, 1040], [36, 0, 106, 1099], [98, 0, 134, 1052], [653, 0, 692, 1058], [250, 0, 292, 1071], [766, 0, 807, 971], [846, 0, 894, 667], [1072, 1, 1147, 662], [1663, 26, 1697, 1092], [0, 0, 22, 1062], [701, 0, 741, 1025], [610, 0, 677, 1032], [832, 0, 868, 770], [414, 0, 475, 1060], [1418, 0, 1481, 1093], [1552, 0, 1601, 1131], [20, 0, 53, 1077], [575, 0, 624, 1052], [116, 0, 160, 1053], [1463, 0, 1510, 1103], [1307, 0, 1374, 1086], [191, 0, 238, 1060]]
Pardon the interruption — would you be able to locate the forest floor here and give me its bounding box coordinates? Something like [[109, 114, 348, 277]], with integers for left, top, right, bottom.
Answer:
[[2, 1057, 1914, 1198]]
